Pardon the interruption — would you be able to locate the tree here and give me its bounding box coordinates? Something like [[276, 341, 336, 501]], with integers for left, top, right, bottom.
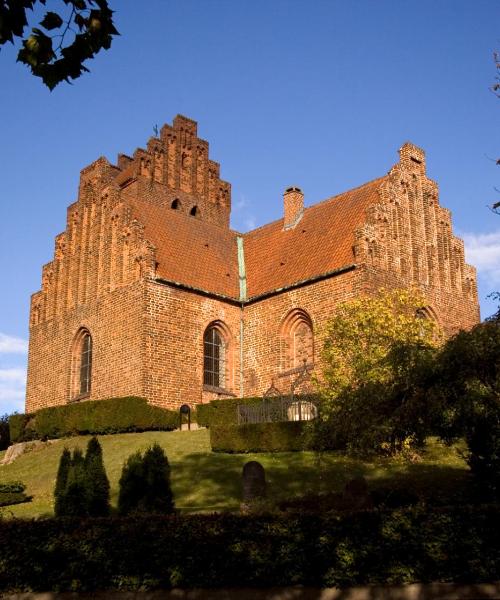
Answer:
[[54, 437, 110, 516], [435, 319, 500, 496], [62, 447, 89, 516], [118, 443, 175, 515], [318, 289, 441, 455], [0, 414, 10, 450], [0, 1, 119, 90], [84, 436, 110, 516], [54, 446, 71, 516]]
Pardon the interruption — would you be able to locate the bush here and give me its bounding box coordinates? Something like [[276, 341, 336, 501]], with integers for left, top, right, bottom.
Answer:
[[54, 438, 110, 517], [9, 397, 178, 443], [118, 444, 174, 515], [0, 506, 499, 591], [0, 481, 31, 508], [8, 414, 29, 444], [195, 403, 211, 427], [84, 437, 110, 516], [0, 414, 10, 450], [210, 420, 330, 453]]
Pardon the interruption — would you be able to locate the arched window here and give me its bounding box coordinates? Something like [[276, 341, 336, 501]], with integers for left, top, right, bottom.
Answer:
[[280, 309, 314, 371], [80, 332, 92, 395], [70, 328, 92, 399], [171, 198, 181, 210], [203, 325, 226, 388], [190, 205, 200, 217]]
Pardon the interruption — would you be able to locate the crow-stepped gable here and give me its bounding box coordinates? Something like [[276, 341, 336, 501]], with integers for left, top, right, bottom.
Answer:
[[26, 116, 480, 412]]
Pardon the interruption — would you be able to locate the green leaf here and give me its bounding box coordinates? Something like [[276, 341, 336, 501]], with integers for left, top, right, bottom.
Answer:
[[40, 11, 64, 31]]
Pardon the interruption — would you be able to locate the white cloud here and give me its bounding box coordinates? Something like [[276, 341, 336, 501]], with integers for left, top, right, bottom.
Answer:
[[462, 230, 500, 287], [0, 333, 28, 354], [0, 368, 27, 415]]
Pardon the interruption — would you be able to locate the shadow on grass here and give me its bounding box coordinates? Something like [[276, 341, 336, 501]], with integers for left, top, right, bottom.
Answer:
[[171, 448, 472, 512]]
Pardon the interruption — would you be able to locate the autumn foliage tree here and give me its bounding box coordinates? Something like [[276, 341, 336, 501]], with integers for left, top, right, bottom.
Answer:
[[318, 289, 441, 455], [0, 0, 119, 89]]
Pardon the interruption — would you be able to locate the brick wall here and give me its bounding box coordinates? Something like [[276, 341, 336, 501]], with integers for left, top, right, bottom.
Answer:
[[25, 122, 480, 413]]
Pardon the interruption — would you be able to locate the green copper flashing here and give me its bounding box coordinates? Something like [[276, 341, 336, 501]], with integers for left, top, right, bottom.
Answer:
[[237, 236, 247, 302]]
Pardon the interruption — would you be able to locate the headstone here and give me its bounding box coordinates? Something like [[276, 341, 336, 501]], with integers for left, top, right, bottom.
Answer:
[[342, 476, 372, 510], [242, 461, 266, 505]]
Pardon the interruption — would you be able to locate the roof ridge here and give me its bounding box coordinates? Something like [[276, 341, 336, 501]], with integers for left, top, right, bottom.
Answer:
[[243, 174, 386, 238]]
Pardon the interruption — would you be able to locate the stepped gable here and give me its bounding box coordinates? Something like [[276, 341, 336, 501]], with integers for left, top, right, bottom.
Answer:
[[128, 198, 240, 298], [243, 177, 385, 297]]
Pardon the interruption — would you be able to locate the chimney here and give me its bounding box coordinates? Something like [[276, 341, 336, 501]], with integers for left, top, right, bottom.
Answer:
[[283, 187, 304, 230]]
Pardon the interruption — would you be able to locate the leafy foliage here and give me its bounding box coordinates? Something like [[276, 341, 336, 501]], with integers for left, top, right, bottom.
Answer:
[[434, 319, 500, 496], [210, 421, 323, 453], [319, 289, 441, 455], [0, 414, 10, 450], [0, 0, 119, 89], [118, 444, 174, 515], [54, 437, 110, 517], [9, 396, 178, 443], [84, 436, 110, 516], [0, 506, 499, 591]]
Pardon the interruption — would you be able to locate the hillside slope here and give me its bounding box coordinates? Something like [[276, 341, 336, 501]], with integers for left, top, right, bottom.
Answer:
[[0, 429, 469, 518]]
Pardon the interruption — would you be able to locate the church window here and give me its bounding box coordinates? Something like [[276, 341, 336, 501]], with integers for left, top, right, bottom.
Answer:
[[203, 326, 225, 388], [171, 199, 181, 210], [80, 333, 92, 395], [280, 309, 314, 372], [190, 205, 200, 217], [70, 328, 92, 400]]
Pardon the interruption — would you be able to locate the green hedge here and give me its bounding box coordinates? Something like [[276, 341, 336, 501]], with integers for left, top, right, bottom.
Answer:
[[210, 421, 321, 453], [9, 397, 178, 443], [194, 403, 211, 428], [7, 414, 28, 445], [197, 395, 322, 429], [0, 506, 499, 591]]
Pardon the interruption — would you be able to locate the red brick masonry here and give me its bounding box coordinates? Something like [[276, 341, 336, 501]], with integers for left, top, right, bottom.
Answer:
[[26, 116, 480, 412]]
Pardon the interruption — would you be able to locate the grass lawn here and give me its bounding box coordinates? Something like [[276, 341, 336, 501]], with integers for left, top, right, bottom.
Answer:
[[0, 429, 471, 518]]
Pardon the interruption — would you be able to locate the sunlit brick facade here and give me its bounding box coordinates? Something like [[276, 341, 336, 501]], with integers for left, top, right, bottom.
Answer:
[[25, 115, 480, 412]]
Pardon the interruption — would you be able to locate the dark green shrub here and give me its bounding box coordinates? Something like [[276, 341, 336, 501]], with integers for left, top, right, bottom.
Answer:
[[84, 437, 110, 516], [0, 506, 499, 592], [0, 482, 26, 494], [8, 413, 29, 444], [54, 448, 71, 516], [0, 481, 31, 508], [0, 414, 10, 450], [466, 411, 500, 496], [62, 448, 89, 517], [195, 403, 211, 427], [210, 420, 327, 453], [10, 397, 178, 442], [118, 444, 174, 515], [55, 438, 110, 517]]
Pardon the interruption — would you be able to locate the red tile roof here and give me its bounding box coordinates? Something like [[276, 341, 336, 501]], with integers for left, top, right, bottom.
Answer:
[[243, 177, 385, 297], [129, 176, 385, 301], [129, 199, 240, 298]]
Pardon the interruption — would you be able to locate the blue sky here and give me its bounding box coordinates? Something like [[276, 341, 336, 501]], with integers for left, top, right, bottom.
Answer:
[[1, 0, 499, 414]]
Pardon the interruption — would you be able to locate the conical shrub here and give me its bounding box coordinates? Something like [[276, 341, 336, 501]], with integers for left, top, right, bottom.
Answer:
[[118, 444, 175, 515], [84, 436, 110, 516], [54, 447, 71, 517]]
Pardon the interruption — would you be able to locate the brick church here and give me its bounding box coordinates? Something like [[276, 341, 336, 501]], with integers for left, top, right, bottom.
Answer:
[[25, 115, 480, 413]]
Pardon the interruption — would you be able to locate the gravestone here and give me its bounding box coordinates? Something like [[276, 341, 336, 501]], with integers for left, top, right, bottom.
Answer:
[[342, 476, 372, 510], [242, 461, 266, 508]]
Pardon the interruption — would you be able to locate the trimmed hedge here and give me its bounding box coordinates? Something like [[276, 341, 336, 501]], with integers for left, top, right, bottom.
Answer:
[[9, 397, 178, 443], [0, 505, 499, 591], [197, 395, 322, 429], [210, 421, 320, 453], [0, 482, 31, 508], [194, 403, 211, 428]]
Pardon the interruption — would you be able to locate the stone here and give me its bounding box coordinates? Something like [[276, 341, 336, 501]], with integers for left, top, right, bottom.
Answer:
[[242, 461, 266, 505]]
